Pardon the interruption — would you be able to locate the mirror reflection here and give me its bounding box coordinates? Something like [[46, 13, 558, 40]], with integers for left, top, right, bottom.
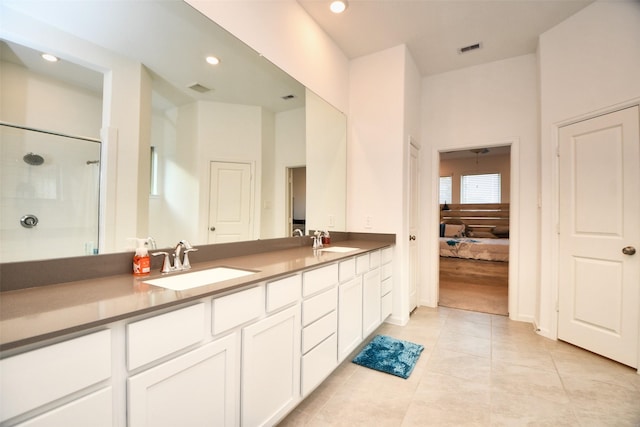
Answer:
[[0, 0, 346, 263]]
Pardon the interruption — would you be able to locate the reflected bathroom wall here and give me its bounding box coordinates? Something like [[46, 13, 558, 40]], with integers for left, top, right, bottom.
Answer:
[[0, 124, 101, 262]]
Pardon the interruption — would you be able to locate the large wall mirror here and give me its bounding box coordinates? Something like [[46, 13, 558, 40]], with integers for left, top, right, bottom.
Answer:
[[0, 0, 346, 263]]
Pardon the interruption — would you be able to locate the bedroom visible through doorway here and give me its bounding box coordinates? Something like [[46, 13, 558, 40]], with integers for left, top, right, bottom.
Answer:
[[438, 146, 511, 315]]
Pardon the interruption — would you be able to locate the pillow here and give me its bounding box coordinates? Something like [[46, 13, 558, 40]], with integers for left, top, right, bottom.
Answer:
[[443, 224, 465, 238], [492, 226, 509, 238]]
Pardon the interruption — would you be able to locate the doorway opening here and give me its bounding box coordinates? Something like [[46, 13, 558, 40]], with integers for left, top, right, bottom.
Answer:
[[437, 146, 511, 315], [286, 166, 306, 236]]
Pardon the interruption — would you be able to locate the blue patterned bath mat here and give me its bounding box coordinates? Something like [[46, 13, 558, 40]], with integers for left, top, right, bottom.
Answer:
[[352, 335, 424, 379]]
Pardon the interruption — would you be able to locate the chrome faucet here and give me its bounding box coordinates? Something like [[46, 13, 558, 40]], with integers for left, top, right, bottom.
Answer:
[[151, 240, 198, 274], [293, 228, 303, 237], [311, 231, 324, 249]]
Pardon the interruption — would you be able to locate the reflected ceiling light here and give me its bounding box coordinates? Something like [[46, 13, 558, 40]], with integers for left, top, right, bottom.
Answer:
[[329, 0, 348, 13], [41, 53, 59, 62], [205, 56, 220, 65]]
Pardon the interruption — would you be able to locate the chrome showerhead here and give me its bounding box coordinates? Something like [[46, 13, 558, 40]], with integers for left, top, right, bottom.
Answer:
[[23, 152, 44, 166]]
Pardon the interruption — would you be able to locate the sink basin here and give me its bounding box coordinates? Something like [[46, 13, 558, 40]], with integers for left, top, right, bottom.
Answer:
[[318, 246, 360, 253], [143, 267, 257, 291]]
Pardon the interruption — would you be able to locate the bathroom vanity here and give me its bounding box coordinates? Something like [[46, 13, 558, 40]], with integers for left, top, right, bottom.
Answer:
[[0, 235, 394, 426]]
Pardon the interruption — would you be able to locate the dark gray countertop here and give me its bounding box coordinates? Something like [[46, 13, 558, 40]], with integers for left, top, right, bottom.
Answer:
[[0, 239, 393, 352]]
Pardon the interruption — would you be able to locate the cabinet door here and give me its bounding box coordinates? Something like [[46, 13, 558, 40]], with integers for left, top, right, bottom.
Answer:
[[128, 334, 238, 427], [337, 276, 363, 362], [362, 268, 381, 337], [241, 305, 300, 427]]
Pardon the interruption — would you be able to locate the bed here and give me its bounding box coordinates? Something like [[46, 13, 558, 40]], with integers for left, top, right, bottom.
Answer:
[[439, 203, 510, 261], [440, 237, 509, 262]]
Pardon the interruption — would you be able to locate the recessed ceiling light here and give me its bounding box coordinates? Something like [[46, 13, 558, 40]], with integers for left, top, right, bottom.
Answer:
[[41, 53, 59, 62], [206, 56, 220, 65], [329, 0, 348, 14]]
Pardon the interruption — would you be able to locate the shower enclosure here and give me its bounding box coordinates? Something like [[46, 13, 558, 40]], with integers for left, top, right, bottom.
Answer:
[[0, 123, 101, 262]]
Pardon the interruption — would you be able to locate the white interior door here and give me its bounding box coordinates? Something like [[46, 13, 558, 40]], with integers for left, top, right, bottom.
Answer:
[[409, 143, 420, 311], [208, 161, 252, 243], [558, 106, 640, 368]]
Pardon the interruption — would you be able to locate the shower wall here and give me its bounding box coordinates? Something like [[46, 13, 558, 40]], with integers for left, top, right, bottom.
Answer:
[[0, 125, 101, 262]]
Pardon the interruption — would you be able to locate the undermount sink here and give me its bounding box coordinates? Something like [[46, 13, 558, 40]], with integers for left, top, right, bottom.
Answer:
[[318, 246, 360, 253], [143, 267, 257, 291]]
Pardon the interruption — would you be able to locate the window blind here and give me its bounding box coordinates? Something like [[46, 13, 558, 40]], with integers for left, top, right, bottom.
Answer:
[[461, 173, 501, 203], [439, 176, 452, 204]]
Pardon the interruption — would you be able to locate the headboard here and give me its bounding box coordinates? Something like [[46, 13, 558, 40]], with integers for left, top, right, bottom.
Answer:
[[440, 203, 509, 237]]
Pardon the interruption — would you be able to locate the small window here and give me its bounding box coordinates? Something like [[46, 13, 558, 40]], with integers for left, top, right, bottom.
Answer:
[[150, 146, 159, 196], [439, 176, 452, 205], [461, 173, 501, 203]]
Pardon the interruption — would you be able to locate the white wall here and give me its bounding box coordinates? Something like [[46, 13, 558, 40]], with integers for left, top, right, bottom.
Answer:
[[195, 101, 263, 243], [349, 45, 420, 325], [421, 54, 539, 321], [273, 107, 305, 238], [306, 89, 347, 234], [537, 1, 640, 338], [185, 0, 350, 114]]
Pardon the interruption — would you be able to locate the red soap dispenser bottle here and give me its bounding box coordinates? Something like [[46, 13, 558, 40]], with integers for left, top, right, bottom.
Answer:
[[133, 238, 150, 276]]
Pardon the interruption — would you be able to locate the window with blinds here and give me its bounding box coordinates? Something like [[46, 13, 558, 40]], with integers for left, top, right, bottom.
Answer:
[[439, 176, 452, 204], [461, 173, 501, 203]]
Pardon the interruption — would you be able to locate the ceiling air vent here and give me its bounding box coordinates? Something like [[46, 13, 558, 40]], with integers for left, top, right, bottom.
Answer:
[[458, 42, 482, 54], [188, 83, 212, 93]]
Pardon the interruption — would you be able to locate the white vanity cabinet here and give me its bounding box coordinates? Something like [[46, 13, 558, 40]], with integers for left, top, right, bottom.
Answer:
[[128, 334, 238, 427], [241, 304, 300, 427], [337, 275, 363, 362], [1, 243, 394, 427], [381, 247, 394, 320], [300, 264, 339, 397], [362, 268, 382, 337], [0, 329, 112, 425], [127, 303, 238, 427], [362, 250, 382, 337]]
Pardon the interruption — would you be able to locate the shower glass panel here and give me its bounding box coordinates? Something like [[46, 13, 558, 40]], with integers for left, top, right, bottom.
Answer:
[[0, 124, 101, 262]]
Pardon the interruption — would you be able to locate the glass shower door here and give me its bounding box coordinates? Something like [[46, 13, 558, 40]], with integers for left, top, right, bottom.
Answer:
[[0, 124, 101, 262]]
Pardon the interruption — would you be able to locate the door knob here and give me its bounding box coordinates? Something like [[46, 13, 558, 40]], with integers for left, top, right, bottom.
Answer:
[[409, 235, 416, 241], [622, 246, 636, 255], [210, 226, 216, 231]]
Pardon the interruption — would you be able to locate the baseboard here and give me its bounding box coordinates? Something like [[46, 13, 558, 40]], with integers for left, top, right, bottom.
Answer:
[[384, 315, 408, 327]]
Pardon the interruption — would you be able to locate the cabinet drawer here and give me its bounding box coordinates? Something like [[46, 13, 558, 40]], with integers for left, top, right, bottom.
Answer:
[[213, 286, 263, 335], [381, 277, 393, 296], [128, 303, 205, 370], [382, 246, 393, 264], [302, 263, 338, 297], [302, 311, 337, 354], [302, 287, 337, 326], [338, 258, 356, 283], [0, 329, 111, 422], [382, 262, 393, 280], [301, 334, 337, 396], [381, 292, 392, 320], [369, 250, 381, 268], [356, 254, 369, 274], [266, 275, 300, 313], [16, 387, 113, 427]]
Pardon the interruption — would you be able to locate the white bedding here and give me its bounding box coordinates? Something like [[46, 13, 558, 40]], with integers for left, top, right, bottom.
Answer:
[[439, 237, 509, 262]]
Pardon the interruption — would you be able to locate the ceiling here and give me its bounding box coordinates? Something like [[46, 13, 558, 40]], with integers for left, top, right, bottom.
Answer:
[[1, 1, 305, 113], [297, 0, 595, 76]]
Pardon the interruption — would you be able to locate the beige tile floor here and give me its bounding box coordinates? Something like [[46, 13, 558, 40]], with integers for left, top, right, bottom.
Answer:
[[279, 306, 640, 426]]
